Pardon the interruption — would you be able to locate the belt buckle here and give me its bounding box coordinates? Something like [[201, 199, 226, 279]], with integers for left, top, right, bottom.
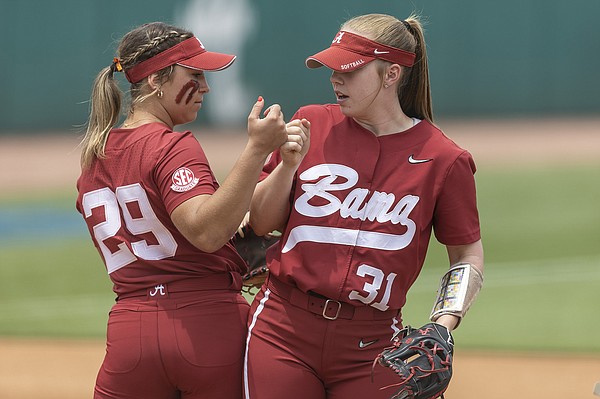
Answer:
[[322, 299, 342, 320]]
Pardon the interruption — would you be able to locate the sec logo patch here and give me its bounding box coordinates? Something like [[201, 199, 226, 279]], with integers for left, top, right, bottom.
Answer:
[[170, 167, 199, 192]]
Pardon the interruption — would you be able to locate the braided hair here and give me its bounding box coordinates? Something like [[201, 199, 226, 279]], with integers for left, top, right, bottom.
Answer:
[[81, 22, 193, 168]]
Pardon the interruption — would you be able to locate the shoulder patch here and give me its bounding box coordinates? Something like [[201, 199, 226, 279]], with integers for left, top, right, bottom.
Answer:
[[170, 167, 199, 192]]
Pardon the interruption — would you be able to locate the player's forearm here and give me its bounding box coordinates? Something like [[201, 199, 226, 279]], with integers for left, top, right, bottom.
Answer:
[[447, 240, 484, 273], [435, 314, 460, 331], [249, 162, 297, 236], [208, 142, 278, 238], [429, 240, 485, 329], [174, 144, 270, 252]]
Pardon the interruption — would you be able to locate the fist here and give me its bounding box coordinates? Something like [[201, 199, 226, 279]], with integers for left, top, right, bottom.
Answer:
[[247, 97, 287, 156], [280, 118, 310, 167]]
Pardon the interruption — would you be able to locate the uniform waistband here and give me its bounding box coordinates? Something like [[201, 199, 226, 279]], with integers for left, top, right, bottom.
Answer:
[[266, 276, 399, 321], [117, 272, 242, 301]]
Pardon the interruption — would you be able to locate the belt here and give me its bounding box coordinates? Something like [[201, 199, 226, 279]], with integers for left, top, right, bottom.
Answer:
[[266, 277, 399, 321], [117, 272, 242, 300]]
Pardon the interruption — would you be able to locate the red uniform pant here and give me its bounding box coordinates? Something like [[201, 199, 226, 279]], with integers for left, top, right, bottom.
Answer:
[[95, 284, 249, 399], [244, 277, 404, 399]]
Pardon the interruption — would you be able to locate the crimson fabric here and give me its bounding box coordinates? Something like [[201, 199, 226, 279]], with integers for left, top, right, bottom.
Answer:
[[245, 104, 480, 398], [125, 37, 235, 83], [95, 290, 249, 399], [244, 278, 403, 399], [77, 122, 251, 399], [306, 31, 416, 72], [76, 122, 247, 298], [259, 104, 480, 312]]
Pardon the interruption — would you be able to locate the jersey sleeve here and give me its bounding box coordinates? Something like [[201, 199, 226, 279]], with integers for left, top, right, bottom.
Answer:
[[154, 131, 219, 214], [432, 151, 481, 245], [259, 149, 282, 181]]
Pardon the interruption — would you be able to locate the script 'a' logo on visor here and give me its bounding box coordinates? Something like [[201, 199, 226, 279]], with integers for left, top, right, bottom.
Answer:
[[332, 31, 345, 44]]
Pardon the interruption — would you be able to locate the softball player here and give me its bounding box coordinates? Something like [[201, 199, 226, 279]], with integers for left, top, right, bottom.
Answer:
[[76, 22, 287, 399], [244, 14, 484, 399]]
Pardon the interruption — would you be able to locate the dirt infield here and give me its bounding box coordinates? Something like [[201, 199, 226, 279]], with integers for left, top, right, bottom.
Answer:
[[1, 117, 599, 399], [1, 338, 600, 399]]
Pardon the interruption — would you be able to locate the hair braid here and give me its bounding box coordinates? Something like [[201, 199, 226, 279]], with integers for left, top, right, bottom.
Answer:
[[80, 22, 194, 168], [120, 31, 192, 68]]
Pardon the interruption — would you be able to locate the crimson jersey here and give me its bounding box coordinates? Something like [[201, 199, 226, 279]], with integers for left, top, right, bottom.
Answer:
[[262, 105, 480, 311], [76, 123, 247, 297]]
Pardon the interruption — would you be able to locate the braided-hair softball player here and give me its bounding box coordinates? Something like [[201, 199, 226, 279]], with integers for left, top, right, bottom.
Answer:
[[76, 21, 287, 399], [244, 13, 484, 399]]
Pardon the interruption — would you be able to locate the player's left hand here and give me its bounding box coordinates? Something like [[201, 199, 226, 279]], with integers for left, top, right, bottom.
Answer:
[[375, 323, 453, 399]]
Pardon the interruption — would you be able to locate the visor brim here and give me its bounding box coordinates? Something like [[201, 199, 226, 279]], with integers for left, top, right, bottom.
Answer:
[[305, 47, 375, 72], [178, 51, 236, 72]]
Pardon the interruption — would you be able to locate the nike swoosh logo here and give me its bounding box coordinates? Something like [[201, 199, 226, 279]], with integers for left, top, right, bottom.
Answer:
[[408, 155, 433, 164], [374, 49, 389, 55], [358, 338, 379, 349]]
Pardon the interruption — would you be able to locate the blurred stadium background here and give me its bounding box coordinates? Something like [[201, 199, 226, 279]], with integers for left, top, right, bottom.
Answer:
[[1, 0, 599, 130], [1, 1, 599, 398]]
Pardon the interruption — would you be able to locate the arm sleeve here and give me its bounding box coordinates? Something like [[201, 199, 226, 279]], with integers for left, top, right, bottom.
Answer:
[[259, 149, 282, 182], [433, 151, 481, 245], [154, 131, 220, 214]]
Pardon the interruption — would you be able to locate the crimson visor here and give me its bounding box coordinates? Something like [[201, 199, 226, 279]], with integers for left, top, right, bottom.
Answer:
[[306, 31, 416, 72], [125, 37, 236, 83]]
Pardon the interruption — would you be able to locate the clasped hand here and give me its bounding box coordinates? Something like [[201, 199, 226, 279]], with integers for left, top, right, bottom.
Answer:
[[281, 118, 310, 167]]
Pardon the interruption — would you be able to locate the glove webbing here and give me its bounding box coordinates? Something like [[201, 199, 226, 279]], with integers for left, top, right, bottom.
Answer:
[[374, 341, 451, 399]]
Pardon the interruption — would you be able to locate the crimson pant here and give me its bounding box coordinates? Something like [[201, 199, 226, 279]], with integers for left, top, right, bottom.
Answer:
[[244, 277, 404, 399], [95, 285, 249, 399]]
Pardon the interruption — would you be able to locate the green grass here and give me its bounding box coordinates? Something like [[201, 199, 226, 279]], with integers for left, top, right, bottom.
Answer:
[[1, 165, 599, 353], [0, 238, 113, 338], [402, 250, 600, 353], [475, 166, 600, 261], [401, 165, 600, 353]]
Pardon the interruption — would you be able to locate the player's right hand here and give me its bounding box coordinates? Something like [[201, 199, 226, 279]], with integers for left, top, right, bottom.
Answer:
[[247, 96, 287, 156], [280, 118, 310, 168]]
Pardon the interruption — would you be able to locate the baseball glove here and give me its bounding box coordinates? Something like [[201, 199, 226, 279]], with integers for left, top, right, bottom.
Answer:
[[234, 213, 280, 291], [375, 323, 454, 399]]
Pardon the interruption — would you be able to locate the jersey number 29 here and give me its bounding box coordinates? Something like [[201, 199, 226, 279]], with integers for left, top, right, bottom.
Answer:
[[82, 184, 177, 274]]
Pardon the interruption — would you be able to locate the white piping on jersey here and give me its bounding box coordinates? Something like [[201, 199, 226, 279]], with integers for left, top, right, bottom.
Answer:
[[244, 288, 271, 399], [390, 317, 402, 340]]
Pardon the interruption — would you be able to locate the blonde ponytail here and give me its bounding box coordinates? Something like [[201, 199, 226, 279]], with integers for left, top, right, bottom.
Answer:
[[80, 66, 122, 168], [79, 22, 194, 168], [342, 13, 434, 123], [398, 17, 433, 123]]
